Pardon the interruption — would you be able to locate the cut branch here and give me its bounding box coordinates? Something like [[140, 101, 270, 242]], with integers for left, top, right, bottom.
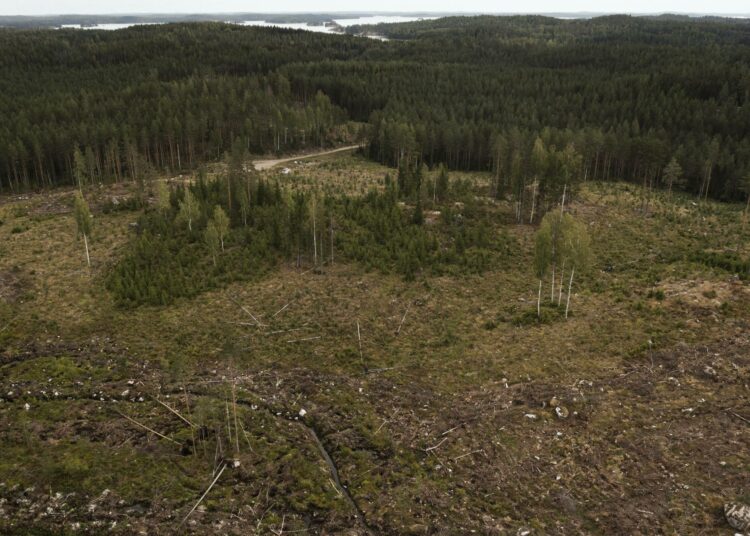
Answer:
[[396, 302, 411, 335], [116, 411, 180, 445], [181, 463, 227, 526], [229, 296, 264, 327], [154, 397, 197, 428]]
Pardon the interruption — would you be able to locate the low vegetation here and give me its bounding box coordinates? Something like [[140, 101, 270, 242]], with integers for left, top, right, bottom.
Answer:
[[1, 149, 748, 533]]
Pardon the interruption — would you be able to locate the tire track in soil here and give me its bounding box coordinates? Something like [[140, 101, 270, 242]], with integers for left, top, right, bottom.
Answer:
[[181, 386, 376, 535]]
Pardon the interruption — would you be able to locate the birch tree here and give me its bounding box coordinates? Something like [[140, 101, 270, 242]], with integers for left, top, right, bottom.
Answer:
[[560, 217, 591, 318], [213, 206, 230, 252], [534, 212, 591, 319], [73, 191, 92, 267], [204, 222, 220, 266], [533, 219, 553, 318], [73, 147, 88, 192], [178, 189, 199, 232]]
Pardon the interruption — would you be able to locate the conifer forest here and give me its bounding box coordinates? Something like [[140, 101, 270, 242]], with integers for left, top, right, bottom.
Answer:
[[1, 13, 749, 536]]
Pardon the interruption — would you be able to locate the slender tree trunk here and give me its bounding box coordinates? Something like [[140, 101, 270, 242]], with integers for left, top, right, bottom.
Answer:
[[558, 260, 565, 305], [537, 279, 542, 319], [312, 207, 317, 265], [551, 263, 556, 303], [704, 165, 712, 201], [565, 267, 575, 318], [529, 180, 537, 224], [560, 183, 567, 216], [83, 233, 91, 267]]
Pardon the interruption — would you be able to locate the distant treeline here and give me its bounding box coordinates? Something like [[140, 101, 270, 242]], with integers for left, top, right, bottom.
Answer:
[[1, 16, 750, 199], [0, 13, 354, 29]]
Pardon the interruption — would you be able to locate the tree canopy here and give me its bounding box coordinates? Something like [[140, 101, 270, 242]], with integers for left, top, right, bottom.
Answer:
[[1, 17, 749, 201]]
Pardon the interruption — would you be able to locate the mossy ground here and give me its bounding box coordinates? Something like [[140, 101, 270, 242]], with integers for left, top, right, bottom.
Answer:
[[1, 154, 749, 534]]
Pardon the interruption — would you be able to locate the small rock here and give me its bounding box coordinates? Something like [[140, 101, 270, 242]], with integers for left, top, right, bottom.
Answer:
[[120, 390, 130, 397], [524, 413, 538, 420], [725, 502, 750, 531], [555, 406, 569, 419], [703, 365, 717, 377], [23, 403, 30, 411], [298, 408, 307, 418], [549, 397, 560, 407]]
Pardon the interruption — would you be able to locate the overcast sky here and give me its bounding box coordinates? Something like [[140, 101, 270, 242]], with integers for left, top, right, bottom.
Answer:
[[3, 1, 749, 16]]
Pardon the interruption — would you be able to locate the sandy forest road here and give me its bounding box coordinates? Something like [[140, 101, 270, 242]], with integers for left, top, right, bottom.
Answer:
[[252, 145, 360, 171]]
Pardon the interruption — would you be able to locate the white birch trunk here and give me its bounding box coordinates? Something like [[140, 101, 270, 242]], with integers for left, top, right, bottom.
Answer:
[[83, 233, 91, 267], [537, 279, 542, 318], [560, 183, 567, 216]]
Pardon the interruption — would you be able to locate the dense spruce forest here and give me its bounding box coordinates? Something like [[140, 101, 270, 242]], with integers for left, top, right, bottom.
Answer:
[[1, 15, 750, 201], [4, 13, 750, 536]]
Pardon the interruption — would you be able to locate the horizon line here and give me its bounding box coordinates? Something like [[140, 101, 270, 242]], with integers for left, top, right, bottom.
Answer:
[[3, 10, 750, 17]]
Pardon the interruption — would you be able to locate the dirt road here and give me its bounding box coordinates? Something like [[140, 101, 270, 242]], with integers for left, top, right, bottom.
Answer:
[[252, 145, 360, 171]]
